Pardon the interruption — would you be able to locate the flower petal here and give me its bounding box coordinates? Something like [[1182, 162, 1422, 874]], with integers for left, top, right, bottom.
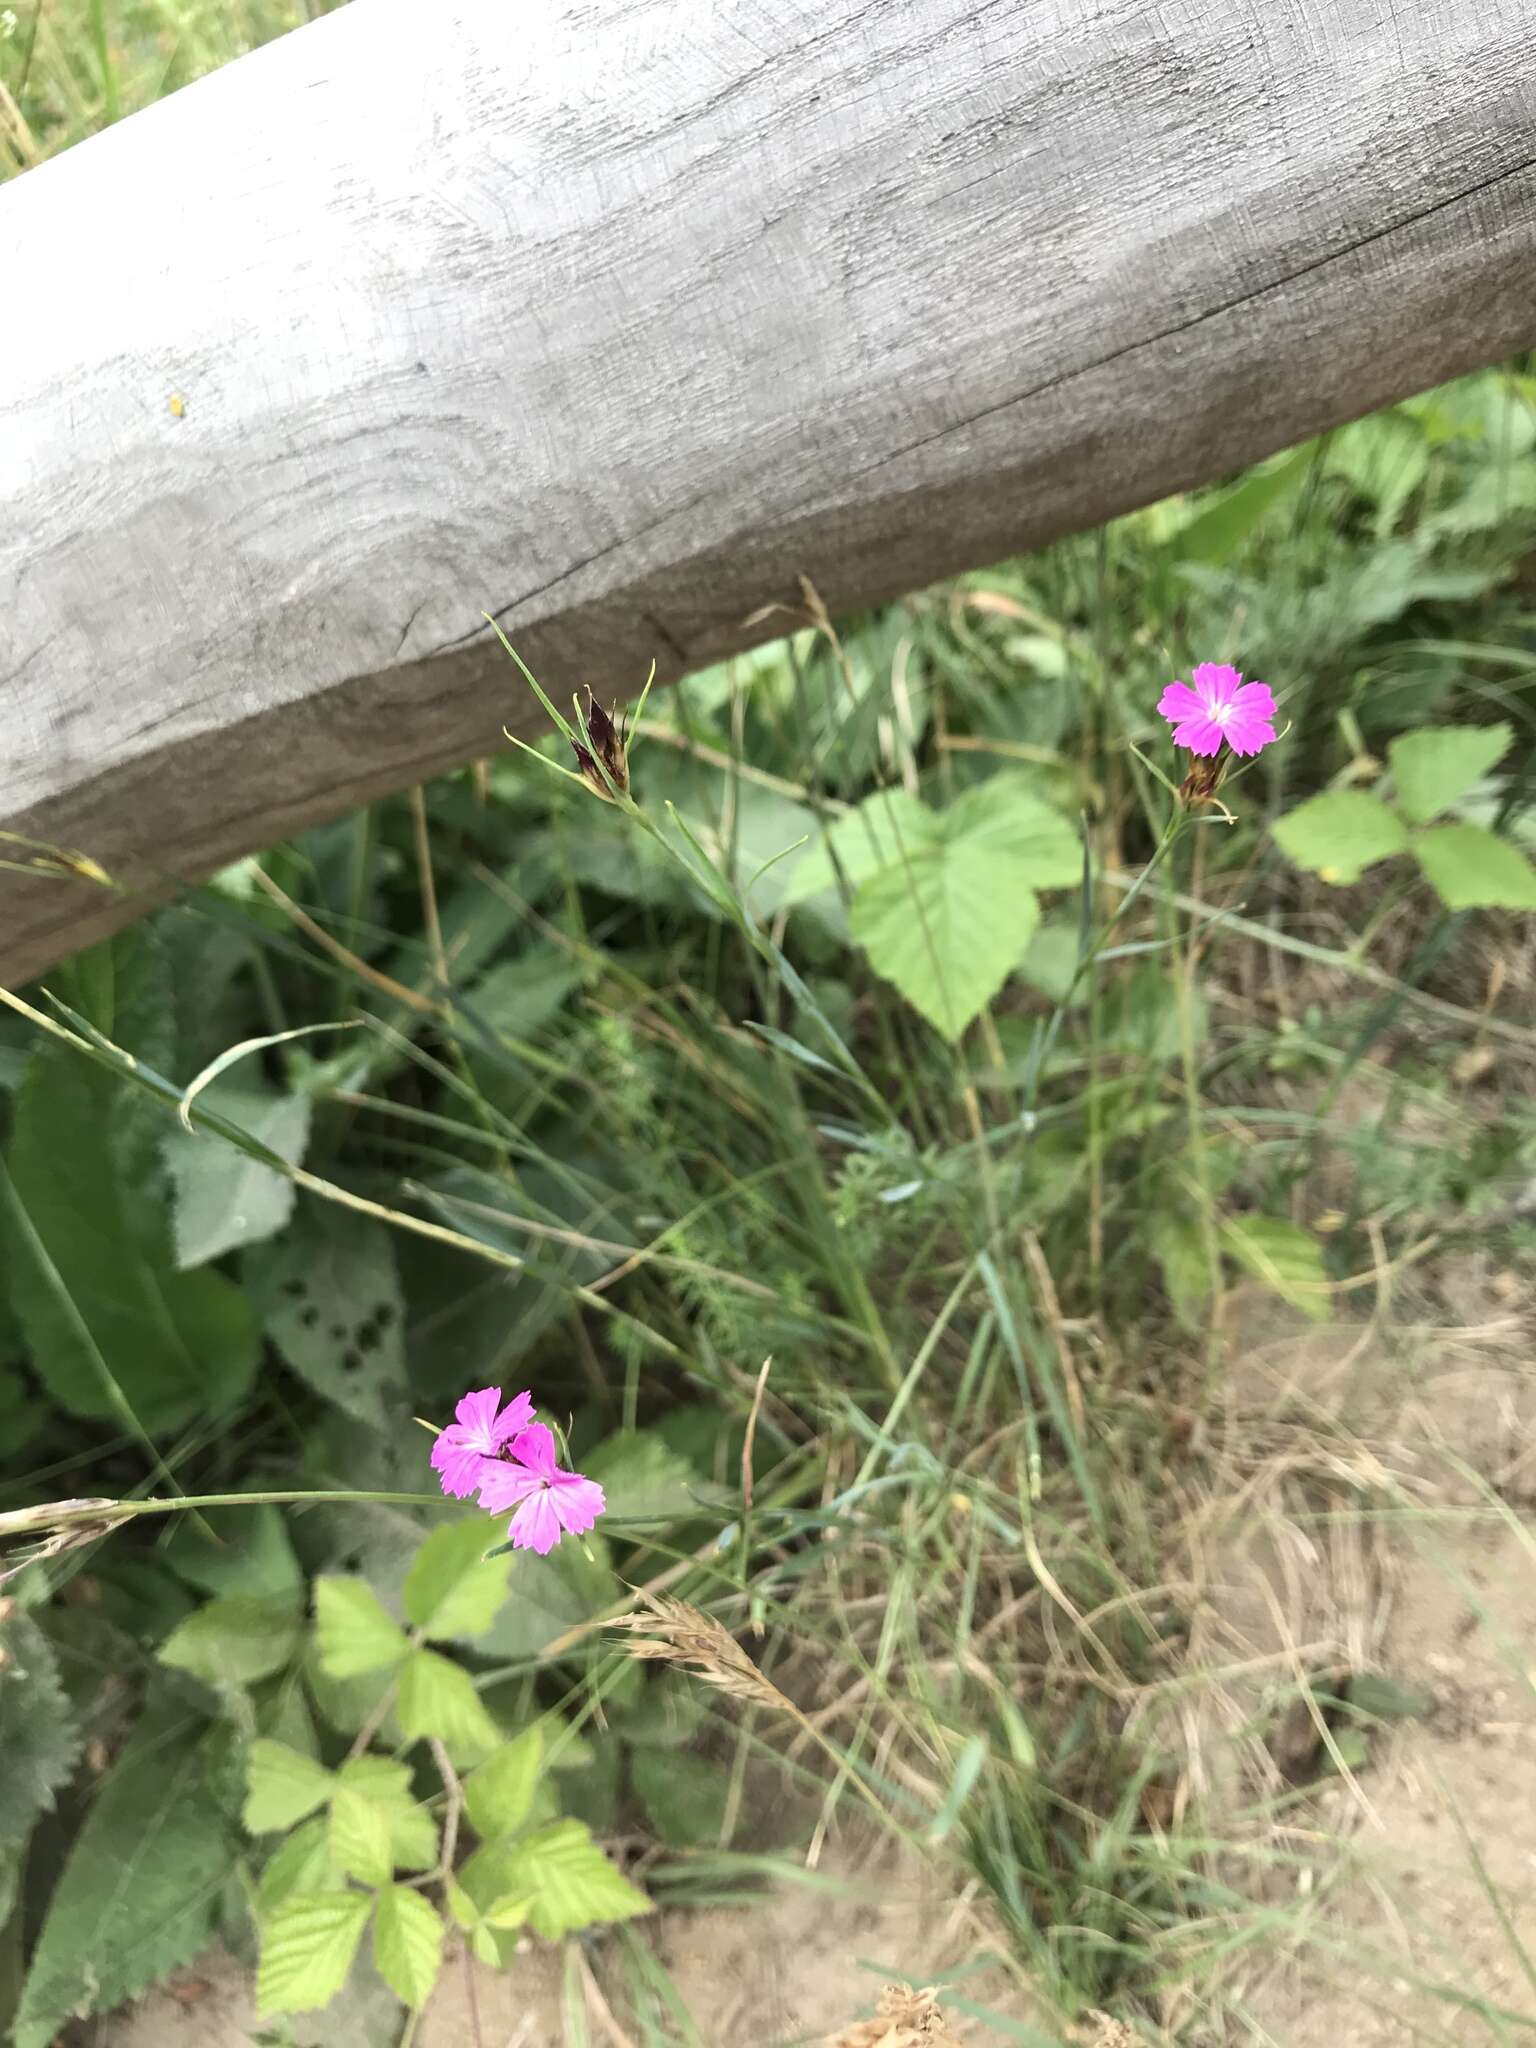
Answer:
[[431, 1433, 488, 1499], [487, 1389, 535, 1448], [1157, 681, 1206, 722], [1223, 715, 1277, 758], [1190, 662, 1241, 709], [1230, 680, 1276, 721], [477, 1460, 543, 1513], [549, 1472, 606, 1537], [509, 1491, 563, 1556], [506, 1422, 558, 1479], [452, 1387, 505, 1449], [1172, 715, 1226, 757]]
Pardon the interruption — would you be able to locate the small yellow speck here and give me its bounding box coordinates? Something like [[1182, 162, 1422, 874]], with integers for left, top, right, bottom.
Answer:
[[949, 1491, 972, 1516], [1319, 866, 1340, 884], [168, 393, 185, 418]]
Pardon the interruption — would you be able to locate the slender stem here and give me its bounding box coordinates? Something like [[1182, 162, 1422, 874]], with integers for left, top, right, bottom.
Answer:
[[0, 1488, 443, 1540]]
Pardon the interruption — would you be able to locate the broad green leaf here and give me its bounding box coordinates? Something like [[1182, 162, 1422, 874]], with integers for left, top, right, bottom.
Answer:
[[851, 844, 1040, 1040], [1148, 1210, 1212, 1330], [583, 1430, 701, 1525], [1270, 790, 1408, 885], [256, 1817, 344, 1912], [373, 1886, 444, 2008], [244, 1739, 334, 1834], [619, 1674, 707, 1750], [1325, 411, 1429, 532], [941, 774, 1081, 886], [464, 1728, 543, 1841], [13, 1712, 236, 2048], [1163, 442, 1317, 565], [256, 1889, 372, 2016], [163, 1500, 303, 1604], [329, 1785, 394, 1887], [1429, 458, 1536, 535], [159, 1594, 302, 1689], [779, 790, 937, 906], [0, 1610, 79, 1850], [1414, 823, 1536, 910], [163, 1079, 312, 1269], [631, 1747, 730, 1848], [4, 1037, 260, 1433], [478, 1539, 613, 1663], [1222, 1216, 1330, 1324], [314, 1578, 409, 1679], [1388, 722, 1512, 824], [482, 1819, 650, 1940], [397, 1648, 501, 1757], [403, 1518, 509, 1641], [335, 1756, 437, 1871], [245, 1198, 406, 1431]]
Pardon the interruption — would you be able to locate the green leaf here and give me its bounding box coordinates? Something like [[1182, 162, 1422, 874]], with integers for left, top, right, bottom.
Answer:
[[779, 790, 938, 906], [163, 1079, 312, 1269], [1148, 1210, 1212, 1330], [3, 1039, 260, 1433], [1164, 443, 1317, 565], [159, 1594, 302, 1688], [1414, 823, 1536, 910], [478, 1540, 613, 1663], [1388, 722, 1512, 824], [631, 1747, 730, 1848], [480, 1819, 650, 1940], [1347, 1673, 1434, 1722], [313, 1578, 409, 1679], [583, 1431, 701, 1525], [941, 774, 1082, 885], [1223, 1215, 1330, 1324], [13, 1713, 236, 2048], [256, 1889, 372, 2017], [1271, 790, 1409, 886], [244, 1739, 334, 1834], [163, 1500, 303, 1604], [335, 1757, 437, 1871], [397, 1648, 501, 1757], [403, 1518, 509, 1641], [373, 1886, 444, 2008], [852, 843, 1040, 1040], [245, 1198, 406, 1431], [464, 1728, 543, 1841], [1325, 411, 1429, 532], [256, 1817, 344, 1912], [0, 1611, 79, 1850], [329, 1785, 394, 1887]]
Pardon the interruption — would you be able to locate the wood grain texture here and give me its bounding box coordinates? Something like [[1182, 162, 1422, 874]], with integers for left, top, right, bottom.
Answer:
[[4, 0, 1536, 981]]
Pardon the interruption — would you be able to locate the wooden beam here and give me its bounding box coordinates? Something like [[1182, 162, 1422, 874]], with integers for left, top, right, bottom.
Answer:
[[4, 0, 1536, 982]]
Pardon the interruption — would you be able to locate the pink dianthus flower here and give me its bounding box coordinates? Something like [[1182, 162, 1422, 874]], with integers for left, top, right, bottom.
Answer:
[[1158, 663, 1276, 758], [477, 1422, 606, 1556], [429, 1386, 535, 1499]]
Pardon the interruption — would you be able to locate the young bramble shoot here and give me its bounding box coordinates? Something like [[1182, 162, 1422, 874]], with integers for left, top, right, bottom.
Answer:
[[428, 1386, 606, 1556]]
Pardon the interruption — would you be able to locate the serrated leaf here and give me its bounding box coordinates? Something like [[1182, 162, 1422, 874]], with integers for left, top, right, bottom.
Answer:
[[373, 1886, 444, 2007], [478, 1540, 613, 1663], [256, 1817, 345, 1912], [1414, 823, 1536, 910], [245, 1198, 406, 1430], [464, 1728, 543, 1841], [1388, 722, 1512, 824], [3, 1034, 260, 1432], [314, 1578, 409, 1678], [335, 1757, 438, 1872], [1223, 1215, 1330, 1324], [13, 1713, 236, 2048], [631, 1747, 730, 1848], [164, 1079, 311, 1269], [779, 790, 938, 906], [941, 775, 1082, 886], [160, 1594, 302, 1688], [0, 1611, 79, 1851], [329, 1785, 394, 1887], [244, 1739, 334, 1834], [583, 1431, 700, 1525], [256, 1889, 372, 2016], [397, 1648, 501, 1757], [164, 1500, 303, 1604], [485, 1819, 650, 1940], [852, 843, 1040, 1039], [1271, 790, 1408, 886], [403, 1518, 509, 1640]]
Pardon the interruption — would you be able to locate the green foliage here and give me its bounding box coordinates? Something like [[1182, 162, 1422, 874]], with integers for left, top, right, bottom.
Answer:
[[0, 1610, 78, 1851], [256, 1890, 372, 2017], [403, 1516, 509, 1640], [1270, 790, 1408, 885], [465, 1728, 544, 1840], [372, 1886, 444, 2008], [1389, 722, 1512, 823], [163, 1079, 311, 1268], [313, 1578, 409, 1678], [14, 1712, 237, 2048], [159, 1594, 303, 1688], [244, 1740, 334, 1834], [1413, 823, 1536, 909], [246, 1201, 406, 1431], [1221, 1216, 1331, 1324]]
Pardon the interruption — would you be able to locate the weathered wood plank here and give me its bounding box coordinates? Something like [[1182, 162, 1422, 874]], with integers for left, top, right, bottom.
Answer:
[[4, 0, 1536, 980]]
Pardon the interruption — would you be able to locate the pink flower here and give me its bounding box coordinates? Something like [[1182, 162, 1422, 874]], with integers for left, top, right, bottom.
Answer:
[[1158, 664, 1277, 759], [430, 1387, 535, 1499], [476, 1423, 606, 1556]]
